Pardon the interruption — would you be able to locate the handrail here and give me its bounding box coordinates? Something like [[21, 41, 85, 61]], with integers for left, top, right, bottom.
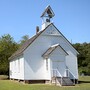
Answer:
[[66, 68, 76, 84], [52, 69, 62, 77], [52, 69, 63, 85]]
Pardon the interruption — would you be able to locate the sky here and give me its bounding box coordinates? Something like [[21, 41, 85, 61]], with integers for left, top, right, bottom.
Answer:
[[0, 0, 90, 43]]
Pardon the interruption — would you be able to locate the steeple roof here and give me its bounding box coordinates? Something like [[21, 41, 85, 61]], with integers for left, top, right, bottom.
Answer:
[[41, 5, 55, 18]]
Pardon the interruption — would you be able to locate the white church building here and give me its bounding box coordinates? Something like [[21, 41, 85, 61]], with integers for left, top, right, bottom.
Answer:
[[9, 6, 79, 86]]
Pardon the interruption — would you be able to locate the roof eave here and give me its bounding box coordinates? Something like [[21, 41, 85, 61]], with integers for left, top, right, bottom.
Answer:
[[9, 53, 23, 61]]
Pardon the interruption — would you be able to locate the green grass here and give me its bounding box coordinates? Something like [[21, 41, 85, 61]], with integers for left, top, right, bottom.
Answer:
[[0, 76, 90, 90]]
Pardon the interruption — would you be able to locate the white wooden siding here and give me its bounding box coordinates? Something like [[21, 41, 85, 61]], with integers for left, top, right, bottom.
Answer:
[[10, 55, 24, 79]]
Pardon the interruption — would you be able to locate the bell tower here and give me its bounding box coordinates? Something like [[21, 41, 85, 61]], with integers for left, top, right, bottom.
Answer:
[[41, 5, 55, 30]]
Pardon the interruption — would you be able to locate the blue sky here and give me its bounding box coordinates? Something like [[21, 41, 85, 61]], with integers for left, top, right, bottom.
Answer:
[[0, 0, 90, 43]]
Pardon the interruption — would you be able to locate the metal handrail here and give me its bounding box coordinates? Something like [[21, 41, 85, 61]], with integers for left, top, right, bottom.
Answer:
[[66, 68, 76, 84], [52, 69, 63, 85]]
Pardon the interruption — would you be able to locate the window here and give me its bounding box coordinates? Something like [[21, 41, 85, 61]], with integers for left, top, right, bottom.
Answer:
[[15, 60, 16, 66], [18, 58, 20, 73], [14, 60, 16, 73], [46, 58, 48, 70]]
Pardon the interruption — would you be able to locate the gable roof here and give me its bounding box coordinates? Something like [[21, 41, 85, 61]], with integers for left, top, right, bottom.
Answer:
[[9, 23, 79, 60], [42, 44, 68, 58], [9, 23, 52, 60]]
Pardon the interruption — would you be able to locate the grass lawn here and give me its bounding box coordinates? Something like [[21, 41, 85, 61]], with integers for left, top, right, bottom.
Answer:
[[0, 76, 90, 90]]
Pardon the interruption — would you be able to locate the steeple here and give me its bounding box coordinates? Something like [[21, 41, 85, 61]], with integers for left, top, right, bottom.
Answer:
[[41, 5, 55, 30]]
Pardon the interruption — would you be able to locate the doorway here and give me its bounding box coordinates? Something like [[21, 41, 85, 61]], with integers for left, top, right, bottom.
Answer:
[[52, 61, 66, 77]]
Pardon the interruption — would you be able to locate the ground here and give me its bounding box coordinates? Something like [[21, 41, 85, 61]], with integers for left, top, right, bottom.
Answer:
[[0, 76, 90, 90]]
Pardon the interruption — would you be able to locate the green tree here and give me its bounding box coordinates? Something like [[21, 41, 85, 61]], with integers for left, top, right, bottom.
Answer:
[[73, 42, 90, 75], [0, 34, 19, 75], [19, 35, 29, 45]]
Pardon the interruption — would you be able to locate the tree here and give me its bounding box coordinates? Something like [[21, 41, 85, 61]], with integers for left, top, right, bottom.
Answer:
[[73, 42, 90, 75], [19, 35, 29, 45], [0, 34, 19, 75]]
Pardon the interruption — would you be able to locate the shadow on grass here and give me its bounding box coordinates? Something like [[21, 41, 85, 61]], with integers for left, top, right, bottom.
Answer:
[[79, 81, 90, 84]]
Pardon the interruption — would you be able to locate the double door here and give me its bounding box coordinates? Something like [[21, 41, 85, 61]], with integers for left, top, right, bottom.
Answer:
[[52, 61, 66, 77]]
